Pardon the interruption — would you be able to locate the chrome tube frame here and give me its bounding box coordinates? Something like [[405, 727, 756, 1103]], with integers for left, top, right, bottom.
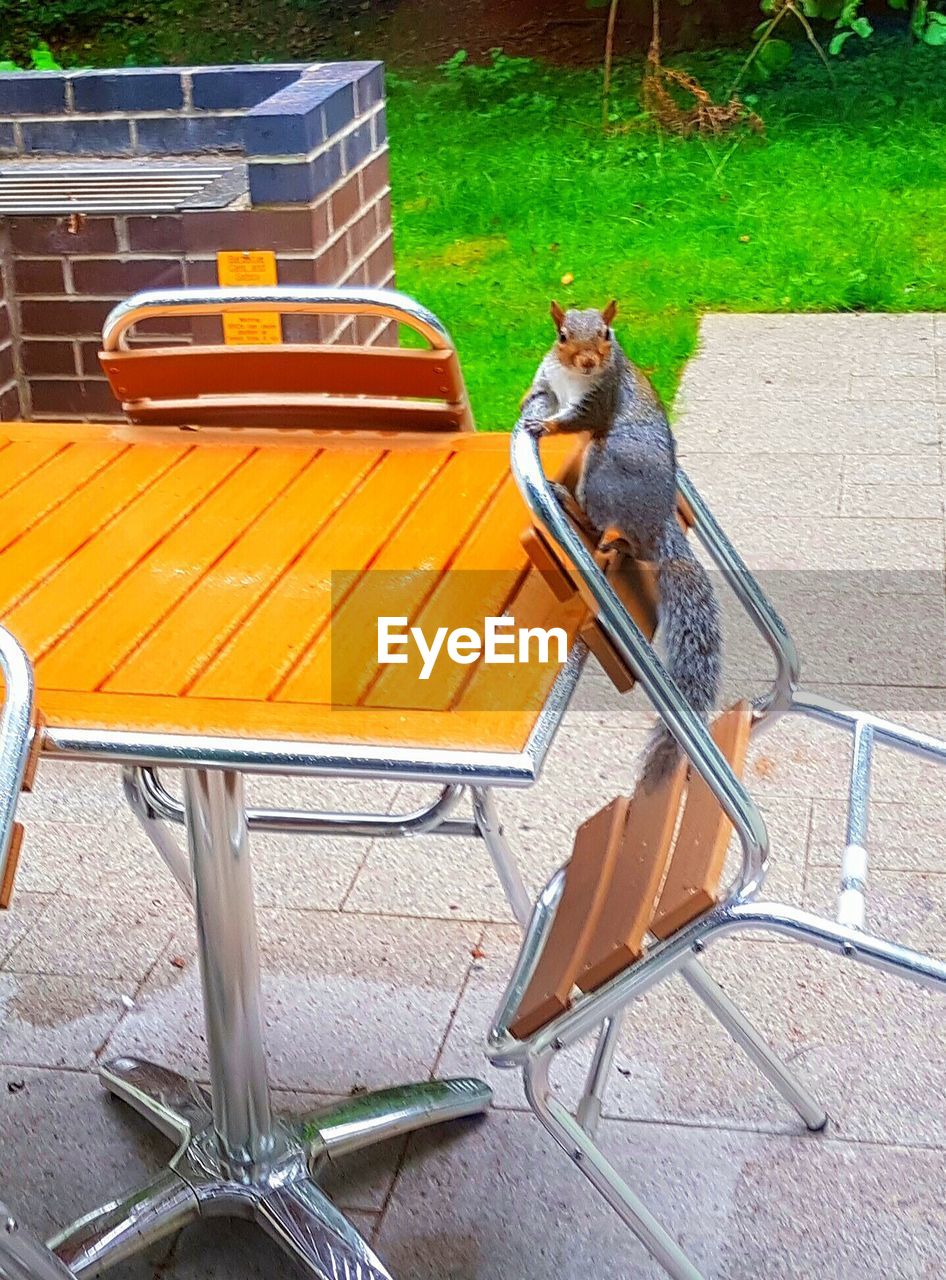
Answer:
[[491, 423, 946, 1280], [127, 766, 475, 839], [0, 628, 35, 891], [41, 641, 586, 785], [102, 285, 456, 353], [511, 425, 771, 903]]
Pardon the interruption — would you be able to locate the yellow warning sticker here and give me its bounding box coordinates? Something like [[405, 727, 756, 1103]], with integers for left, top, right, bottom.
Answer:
[[216, 250, 283, 345]]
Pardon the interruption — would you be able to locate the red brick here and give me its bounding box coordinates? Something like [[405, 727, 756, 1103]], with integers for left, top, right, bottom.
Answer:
[[354, 314, 377, 346], [341, 259, 370, 288], [184, 258, 218, 287], [0, 385, 21, 421], [313, 237, 348, 284], [375, 318, 398, 348], [80, 341, 104, 376], [310, 201, 330, 247], [13, 258, 65, 295], [20, 298, 114, 337], [0, 307, 10, 345], [378, 191, 392, 231], [183, 209, 316, 253], [330, 175, 361, 233], [359, 153, 389, 203], [281, 314, 329, 344], [347, 207, 378, 261], [71, 258, 184, 295], [0, 343, 15, 386], [189, 316, 224, 345], [7, 216, 118, 256], [22, 339, 77, 377], [275, 258, 317, 286], [125, 215, 185, 252], [132, 316, 195, 338], [29, 377, 119, 418], [365, 234, 394, 284]]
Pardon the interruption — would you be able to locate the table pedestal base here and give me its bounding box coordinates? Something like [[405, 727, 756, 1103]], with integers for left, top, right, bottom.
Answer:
[[47, 767, 490, 1279], [50, 1057, 490, 1279]]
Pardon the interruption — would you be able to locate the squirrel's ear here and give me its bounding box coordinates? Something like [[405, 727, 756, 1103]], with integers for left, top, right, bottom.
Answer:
[[601, 299, 618, 326], [550, 300, 566, 330]]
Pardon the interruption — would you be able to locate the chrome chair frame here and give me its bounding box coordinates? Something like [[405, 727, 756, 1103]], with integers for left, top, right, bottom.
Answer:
[[480, 423, 946, 1280], [0, 629, 74, 1280], [0, 627, 35, 892]]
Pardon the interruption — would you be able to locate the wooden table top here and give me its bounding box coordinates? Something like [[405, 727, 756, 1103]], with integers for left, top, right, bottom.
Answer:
[[0, 421, 583, 757]]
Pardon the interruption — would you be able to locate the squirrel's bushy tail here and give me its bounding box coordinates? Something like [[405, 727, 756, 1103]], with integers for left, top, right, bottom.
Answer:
[[641, 519, 722, 788]]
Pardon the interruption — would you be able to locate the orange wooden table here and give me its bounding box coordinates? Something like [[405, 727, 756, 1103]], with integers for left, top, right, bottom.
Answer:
[[0, 420, 585, 777]]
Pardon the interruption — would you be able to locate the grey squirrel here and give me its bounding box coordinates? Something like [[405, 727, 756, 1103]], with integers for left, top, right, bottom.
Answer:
[[520, 299, 722, 786]]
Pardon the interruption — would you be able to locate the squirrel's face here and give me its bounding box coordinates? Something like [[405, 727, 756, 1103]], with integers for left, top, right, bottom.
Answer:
[[550, 300, 618, 377]]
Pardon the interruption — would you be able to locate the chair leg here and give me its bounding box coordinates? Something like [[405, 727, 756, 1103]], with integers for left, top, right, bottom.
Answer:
[[471, 786, 532, 928], [681, 960, 828, 1132], [576, 1014, 623, 1138], [525, 1057, 706, 1280]]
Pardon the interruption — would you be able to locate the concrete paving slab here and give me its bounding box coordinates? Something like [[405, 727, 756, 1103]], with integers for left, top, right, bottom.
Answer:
[[104, 910, 481, 1094], [4, 889, 186, 982], [675, 396, 941, 454], [809, 796, 944, 871], [0, 972, 125, 1069], [377, 1105, 946, 1280]]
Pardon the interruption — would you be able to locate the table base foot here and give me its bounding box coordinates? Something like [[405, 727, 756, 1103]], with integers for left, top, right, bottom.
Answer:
[[49, 1058, 491, 1280]]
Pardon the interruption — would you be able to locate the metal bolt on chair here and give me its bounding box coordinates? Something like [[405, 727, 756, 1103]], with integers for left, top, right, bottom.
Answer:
[[482, 421, 946, 1280]]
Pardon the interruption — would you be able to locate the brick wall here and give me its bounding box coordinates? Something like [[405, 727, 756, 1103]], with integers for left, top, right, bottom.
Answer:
[[0, 61, 393, 421], [0, 230, 19, 420]]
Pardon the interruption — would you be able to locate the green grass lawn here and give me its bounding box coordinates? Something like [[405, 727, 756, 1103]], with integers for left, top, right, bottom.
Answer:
[[388, 40, 946, 428]]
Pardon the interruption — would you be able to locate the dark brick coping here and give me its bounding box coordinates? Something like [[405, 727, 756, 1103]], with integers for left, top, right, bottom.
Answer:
[[0, 60, 385, 208]]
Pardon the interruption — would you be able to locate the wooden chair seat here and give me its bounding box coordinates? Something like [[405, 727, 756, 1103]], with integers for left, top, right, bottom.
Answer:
[[509, 700, 752, 1040]]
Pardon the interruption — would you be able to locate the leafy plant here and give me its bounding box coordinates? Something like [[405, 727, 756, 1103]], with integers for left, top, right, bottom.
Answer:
[[0, 42, 63, 70], [437, 48, 558, 115], [753, 0, 946, 66]]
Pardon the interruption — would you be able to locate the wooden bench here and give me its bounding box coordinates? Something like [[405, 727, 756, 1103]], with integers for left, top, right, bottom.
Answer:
[[509, 700, 752, 1039]]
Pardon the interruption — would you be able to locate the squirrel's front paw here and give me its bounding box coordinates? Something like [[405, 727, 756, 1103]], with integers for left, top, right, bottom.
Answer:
[[522, 417, 548, 438]]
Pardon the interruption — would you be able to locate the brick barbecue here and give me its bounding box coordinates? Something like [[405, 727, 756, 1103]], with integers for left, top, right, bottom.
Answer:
[[0, 61, 393, 421]]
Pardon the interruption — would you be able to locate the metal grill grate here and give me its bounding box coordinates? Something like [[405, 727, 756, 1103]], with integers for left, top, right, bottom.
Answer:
[[0, 161, 245, 214]]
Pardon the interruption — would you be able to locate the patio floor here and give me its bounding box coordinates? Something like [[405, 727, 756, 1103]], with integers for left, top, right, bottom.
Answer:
[[1, 312, 945, 1279]]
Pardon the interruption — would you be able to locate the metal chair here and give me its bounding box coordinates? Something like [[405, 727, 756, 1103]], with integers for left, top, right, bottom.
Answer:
[[483, 421, 946, 1280], [0, 629, 74, 1280]]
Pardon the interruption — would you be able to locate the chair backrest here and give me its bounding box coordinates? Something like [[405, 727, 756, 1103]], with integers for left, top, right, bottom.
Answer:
[[0, 627, 37, 910], [98, 286, 475, 432]]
